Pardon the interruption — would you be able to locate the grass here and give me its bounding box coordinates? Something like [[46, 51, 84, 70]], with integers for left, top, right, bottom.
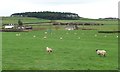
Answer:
[[2, 17, 50, 24], [55, 19, 118, 25], [2, 30, 118, 70], [0, 32, 2, 71], [2, 17, 118, 70], [55, 19, 118, 31], [2, 17, 118, 25], [2, 17, 118, 31]]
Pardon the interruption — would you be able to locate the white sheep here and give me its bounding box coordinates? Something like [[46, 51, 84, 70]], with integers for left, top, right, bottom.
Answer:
[[46, 47, 53, 54], [60, 37, 63, 40], [95, 34, 97, 37], [44, 32, 47, 34], [96, 49, 107, 57], [16, 34, 19, 36], [117, 36, 118, 38], [43, 36, 47, 39], [16, 33, 20, 36], [33, 35, 36, 38], [78, 37, 80, 39]]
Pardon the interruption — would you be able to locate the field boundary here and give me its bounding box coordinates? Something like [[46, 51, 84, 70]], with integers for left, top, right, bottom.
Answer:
[[98, 31, 120, 33]]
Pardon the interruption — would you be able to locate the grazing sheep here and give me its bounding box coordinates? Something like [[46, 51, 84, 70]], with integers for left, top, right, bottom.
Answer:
[[96, 49, 107, 57], [44, 32, 47, 34], [16, 33, 20, 36], [16, 34, 19, 36], [95, 34, 97, 37], [78, 37, 80, 39], [33, 35, 36, 38], [46, 47, 52, 54], [60, 37, 63, 40], [43, 36, 47, 39], [117, 36, 118, 38]]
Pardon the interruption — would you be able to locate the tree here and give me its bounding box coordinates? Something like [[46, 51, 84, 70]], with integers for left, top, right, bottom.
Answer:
[[18, 19, 23, 26], [12, 11, 80, 20], [18, 19, 24, 30]]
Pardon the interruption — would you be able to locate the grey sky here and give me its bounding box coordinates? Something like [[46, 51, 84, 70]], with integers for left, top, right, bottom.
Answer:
[[0, 0, 119, 19]]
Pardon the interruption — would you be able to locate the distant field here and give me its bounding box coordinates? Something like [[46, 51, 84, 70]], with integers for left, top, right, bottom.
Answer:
[[2, 17, 118, 70], [55, 19, 118, 31], [56, 19, 118, 25], [2, 17, 118, 25], [2, 17, 50, 24], [2, 17, 118, 31], [2, 30, 118, 70]]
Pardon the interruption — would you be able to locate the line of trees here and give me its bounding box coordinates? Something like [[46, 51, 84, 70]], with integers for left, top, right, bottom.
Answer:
[[11, 11, 80, 20]]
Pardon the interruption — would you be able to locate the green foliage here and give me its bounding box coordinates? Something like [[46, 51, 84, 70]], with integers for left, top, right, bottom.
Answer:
[[18, 19, 23, 26], [11, 11, 80, 20]]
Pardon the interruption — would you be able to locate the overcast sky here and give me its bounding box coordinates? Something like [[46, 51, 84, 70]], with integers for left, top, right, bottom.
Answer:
[[0, 0, 119, 19]]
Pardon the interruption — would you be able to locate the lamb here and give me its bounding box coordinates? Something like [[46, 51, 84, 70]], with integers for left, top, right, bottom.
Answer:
[[33, 35, 36, 38], [44, 32, 47, 34], [43, 36, 47, 39], [16, 34, 19, 36], [60, 37, 63, 40], [117, 36, 118, 38], [96, 49, 107, 57], [16, 33, 20, 36], [46, 47, 53, 54], [95, 34, 97, 37], [78, 37, 80, 39]]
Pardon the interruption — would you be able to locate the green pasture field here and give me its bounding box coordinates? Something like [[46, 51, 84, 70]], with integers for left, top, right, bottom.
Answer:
[[2, 30, 118, 70], [55, 19, 118, 31], [56, 19, 118, 25], [2, 17, 50, 24], [2, 17, 118, 31], [2, 17, 118, 70], [2, 17, 118, 25]]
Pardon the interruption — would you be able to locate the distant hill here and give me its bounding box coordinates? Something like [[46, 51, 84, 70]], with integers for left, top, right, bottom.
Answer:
[[11, 11, 80, 20]]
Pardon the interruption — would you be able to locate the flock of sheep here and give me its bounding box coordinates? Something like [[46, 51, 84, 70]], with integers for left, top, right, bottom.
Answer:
[[16, 32, 118, 39], [15, 31, 118, 57], [43, 31, 108, 56]]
